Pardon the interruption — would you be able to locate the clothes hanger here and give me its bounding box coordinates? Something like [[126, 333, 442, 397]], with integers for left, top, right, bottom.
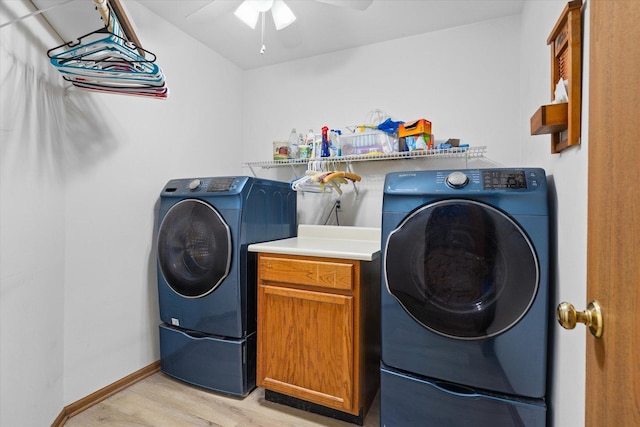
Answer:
[[47, 17, 168, 99], [49, 28, 160, 81], [48, 28, 156, 65], [54, 62, 164, 84], [321, 171, 361, 184], [290, 161, 361, 195], [291, 161, 332, 193], [68, 80, 169, 98]]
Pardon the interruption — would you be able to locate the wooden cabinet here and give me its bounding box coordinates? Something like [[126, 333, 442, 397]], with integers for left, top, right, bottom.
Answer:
[[530, 0, 583, 153], [256, 253, 380, 423]]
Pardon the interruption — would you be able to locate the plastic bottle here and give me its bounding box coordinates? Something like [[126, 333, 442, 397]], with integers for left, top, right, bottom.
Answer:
[[305, 129, 315, 158], [288, 128, 298, 159], [321, 126, 330, 157], [330, 129, 341, 156]]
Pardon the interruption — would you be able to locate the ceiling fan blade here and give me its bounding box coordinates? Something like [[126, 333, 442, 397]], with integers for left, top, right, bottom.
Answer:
[[314, 0, 373, 11]]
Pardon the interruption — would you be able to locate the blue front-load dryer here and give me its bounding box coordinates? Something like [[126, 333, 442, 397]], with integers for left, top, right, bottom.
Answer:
[[157, 176, 296, 396], [380, 168, 549, 426]]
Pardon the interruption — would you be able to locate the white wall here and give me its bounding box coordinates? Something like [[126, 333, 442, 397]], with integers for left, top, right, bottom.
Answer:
[[520, 1, 589, 426], [0, 2, 66, 423], [0, 1, 243, 425], [60, 2, 244, 405], [243, 15, 522, 226], [0, 0, 587, 426]]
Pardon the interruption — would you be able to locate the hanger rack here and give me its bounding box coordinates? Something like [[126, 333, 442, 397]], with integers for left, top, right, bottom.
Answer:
[[45, 1, 168, 99], [93, 0, 144, 56], [1, 1, 140, 50]]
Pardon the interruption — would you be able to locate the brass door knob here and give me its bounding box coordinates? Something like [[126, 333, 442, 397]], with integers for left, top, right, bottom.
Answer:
[[557, 300, 603, 338]]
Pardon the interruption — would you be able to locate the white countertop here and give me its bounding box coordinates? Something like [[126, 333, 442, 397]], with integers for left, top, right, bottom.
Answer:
[[248, 225, 381, 261]]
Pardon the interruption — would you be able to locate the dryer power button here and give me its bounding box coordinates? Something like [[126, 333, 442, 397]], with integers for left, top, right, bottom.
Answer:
[[446, 171, 469, 188], [188, 179, 202, 191]]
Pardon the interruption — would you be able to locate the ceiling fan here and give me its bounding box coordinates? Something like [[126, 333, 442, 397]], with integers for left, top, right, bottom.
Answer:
[[187, 0, 373, 28], [187, 0, 373, 54], [235, 0, 373, 30]]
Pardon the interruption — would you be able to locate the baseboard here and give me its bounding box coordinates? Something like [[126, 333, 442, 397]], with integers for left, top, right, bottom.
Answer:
[[51, 360, 161, 427]]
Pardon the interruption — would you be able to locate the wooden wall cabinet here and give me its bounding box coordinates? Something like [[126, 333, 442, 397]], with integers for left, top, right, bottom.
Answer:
[[256, 253, 380, 424], [530, 0, 583, 154]]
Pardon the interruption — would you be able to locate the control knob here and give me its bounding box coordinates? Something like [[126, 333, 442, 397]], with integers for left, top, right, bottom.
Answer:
[[188, 179, 202, 191], [446, 171, 469, 188]]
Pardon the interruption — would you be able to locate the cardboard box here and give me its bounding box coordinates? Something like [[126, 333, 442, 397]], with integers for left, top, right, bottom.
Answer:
[[398, 119, 432, 138]]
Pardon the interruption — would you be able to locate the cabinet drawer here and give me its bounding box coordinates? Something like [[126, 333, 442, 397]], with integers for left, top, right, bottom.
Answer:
[[259, 255, 354, 291]]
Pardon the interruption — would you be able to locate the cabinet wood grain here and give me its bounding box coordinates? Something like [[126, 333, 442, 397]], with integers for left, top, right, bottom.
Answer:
[[256, 253, 380, 419], [259, 255, 354, 290]]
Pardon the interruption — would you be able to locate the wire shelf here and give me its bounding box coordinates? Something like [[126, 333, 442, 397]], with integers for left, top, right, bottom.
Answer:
[[244, 146, 487, 171]]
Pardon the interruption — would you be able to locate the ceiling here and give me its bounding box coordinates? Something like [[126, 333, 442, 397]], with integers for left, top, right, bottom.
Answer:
[[30, 0, 525, 70]]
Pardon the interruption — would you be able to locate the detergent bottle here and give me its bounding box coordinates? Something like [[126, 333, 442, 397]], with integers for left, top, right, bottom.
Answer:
[[305, 129, 316, 157]]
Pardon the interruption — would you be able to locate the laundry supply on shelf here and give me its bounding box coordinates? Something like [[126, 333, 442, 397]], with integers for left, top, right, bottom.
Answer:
[[273, 141, 289, 160], [288, 128, 299, 159], [321, 126, 330, 157]]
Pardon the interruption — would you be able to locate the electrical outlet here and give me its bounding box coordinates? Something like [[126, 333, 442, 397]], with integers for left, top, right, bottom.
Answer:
[[336, 200, 341, 211]]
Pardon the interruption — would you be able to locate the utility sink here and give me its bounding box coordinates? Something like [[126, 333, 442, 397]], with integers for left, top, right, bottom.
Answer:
[[248, 224, 381, 261]]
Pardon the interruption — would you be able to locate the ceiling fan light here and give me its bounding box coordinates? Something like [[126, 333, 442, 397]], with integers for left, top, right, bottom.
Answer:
[[234, 1, 260, 29], [271, 0, 296, 30], [253, 0, 275, 13]]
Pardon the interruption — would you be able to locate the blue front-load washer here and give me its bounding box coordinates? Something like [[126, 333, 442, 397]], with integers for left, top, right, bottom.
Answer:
[[157, 176, 296, 396], [380, 168, 549, 426]]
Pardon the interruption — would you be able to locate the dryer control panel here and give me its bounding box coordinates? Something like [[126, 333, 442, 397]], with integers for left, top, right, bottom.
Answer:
[[482, 170, 527, 190], [206, 177, 237, 192], [385, 168, 545, 195], [442, 170, 529, 190], [162, 177, 249, 195]]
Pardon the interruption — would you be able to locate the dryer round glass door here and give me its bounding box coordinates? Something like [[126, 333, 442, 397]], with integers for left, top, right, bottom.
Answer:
[[157, 199, 232, 298], [384, 200, 539, 339]]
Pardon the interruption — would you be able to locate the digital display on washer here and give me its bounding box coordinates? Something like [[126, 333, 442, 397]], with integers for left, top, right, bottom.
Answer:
[[207, 177, 236, 192], [482, 170, 527, 190]]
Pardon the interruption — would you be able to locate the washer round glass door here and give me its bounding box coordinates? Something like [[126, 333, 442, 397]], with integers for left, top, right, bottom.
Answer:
[[384, 200, 539, 340], [157, 199, 232, 298]]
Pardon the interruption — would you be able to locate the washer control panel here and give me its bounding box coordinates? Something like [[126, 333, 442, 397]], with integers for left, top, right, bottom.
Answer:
[[206, 177, 237, 192], [389, 169, 543, 194], [482, 170, 527, 190], [162, 176, 247, 195], [445, 171, 470, 188]]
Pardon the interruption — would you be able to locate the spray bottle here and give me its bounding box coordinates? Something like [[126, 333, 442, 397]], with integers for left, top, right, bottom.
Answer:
[[321, 126, 330, 157]]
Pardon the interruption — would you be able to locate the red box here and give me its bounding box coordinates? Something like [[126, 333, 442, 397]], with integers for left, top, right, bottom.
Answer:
[[398, 119, 432, 138]]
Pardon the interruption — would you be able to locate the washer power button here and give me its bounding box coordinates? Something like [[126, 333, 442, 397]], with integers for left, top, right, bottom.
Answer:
[[446, 171, 469, 188], [188, 179, 202, 191]]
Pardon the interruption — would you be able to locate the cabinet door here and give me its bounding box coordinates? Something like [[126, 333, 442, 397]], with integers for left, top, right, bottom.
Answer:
[[257, 284, 355, 413]]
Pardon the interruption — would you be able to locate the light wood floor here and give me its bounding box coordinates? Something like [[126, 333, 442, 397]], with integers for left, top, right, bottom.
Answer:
[[65, 372, 380, 427]]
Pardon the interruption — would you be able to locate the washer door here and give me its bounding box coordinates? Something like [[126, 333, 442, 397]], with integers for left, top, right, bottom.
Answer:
[[384, 200, 539, 340], [158, 199, 232, 298]]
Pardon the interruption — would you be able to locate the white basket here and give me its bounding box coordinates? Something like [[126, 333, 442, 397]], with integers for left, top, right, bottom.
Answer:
[[339, 130, 397, 155]]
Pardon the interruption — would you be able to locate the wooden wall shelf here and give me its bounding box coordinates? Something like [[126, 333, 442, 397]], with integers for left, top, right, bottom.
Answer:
[[530, 0, 583, 154], [531, 102, 568, 135]]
